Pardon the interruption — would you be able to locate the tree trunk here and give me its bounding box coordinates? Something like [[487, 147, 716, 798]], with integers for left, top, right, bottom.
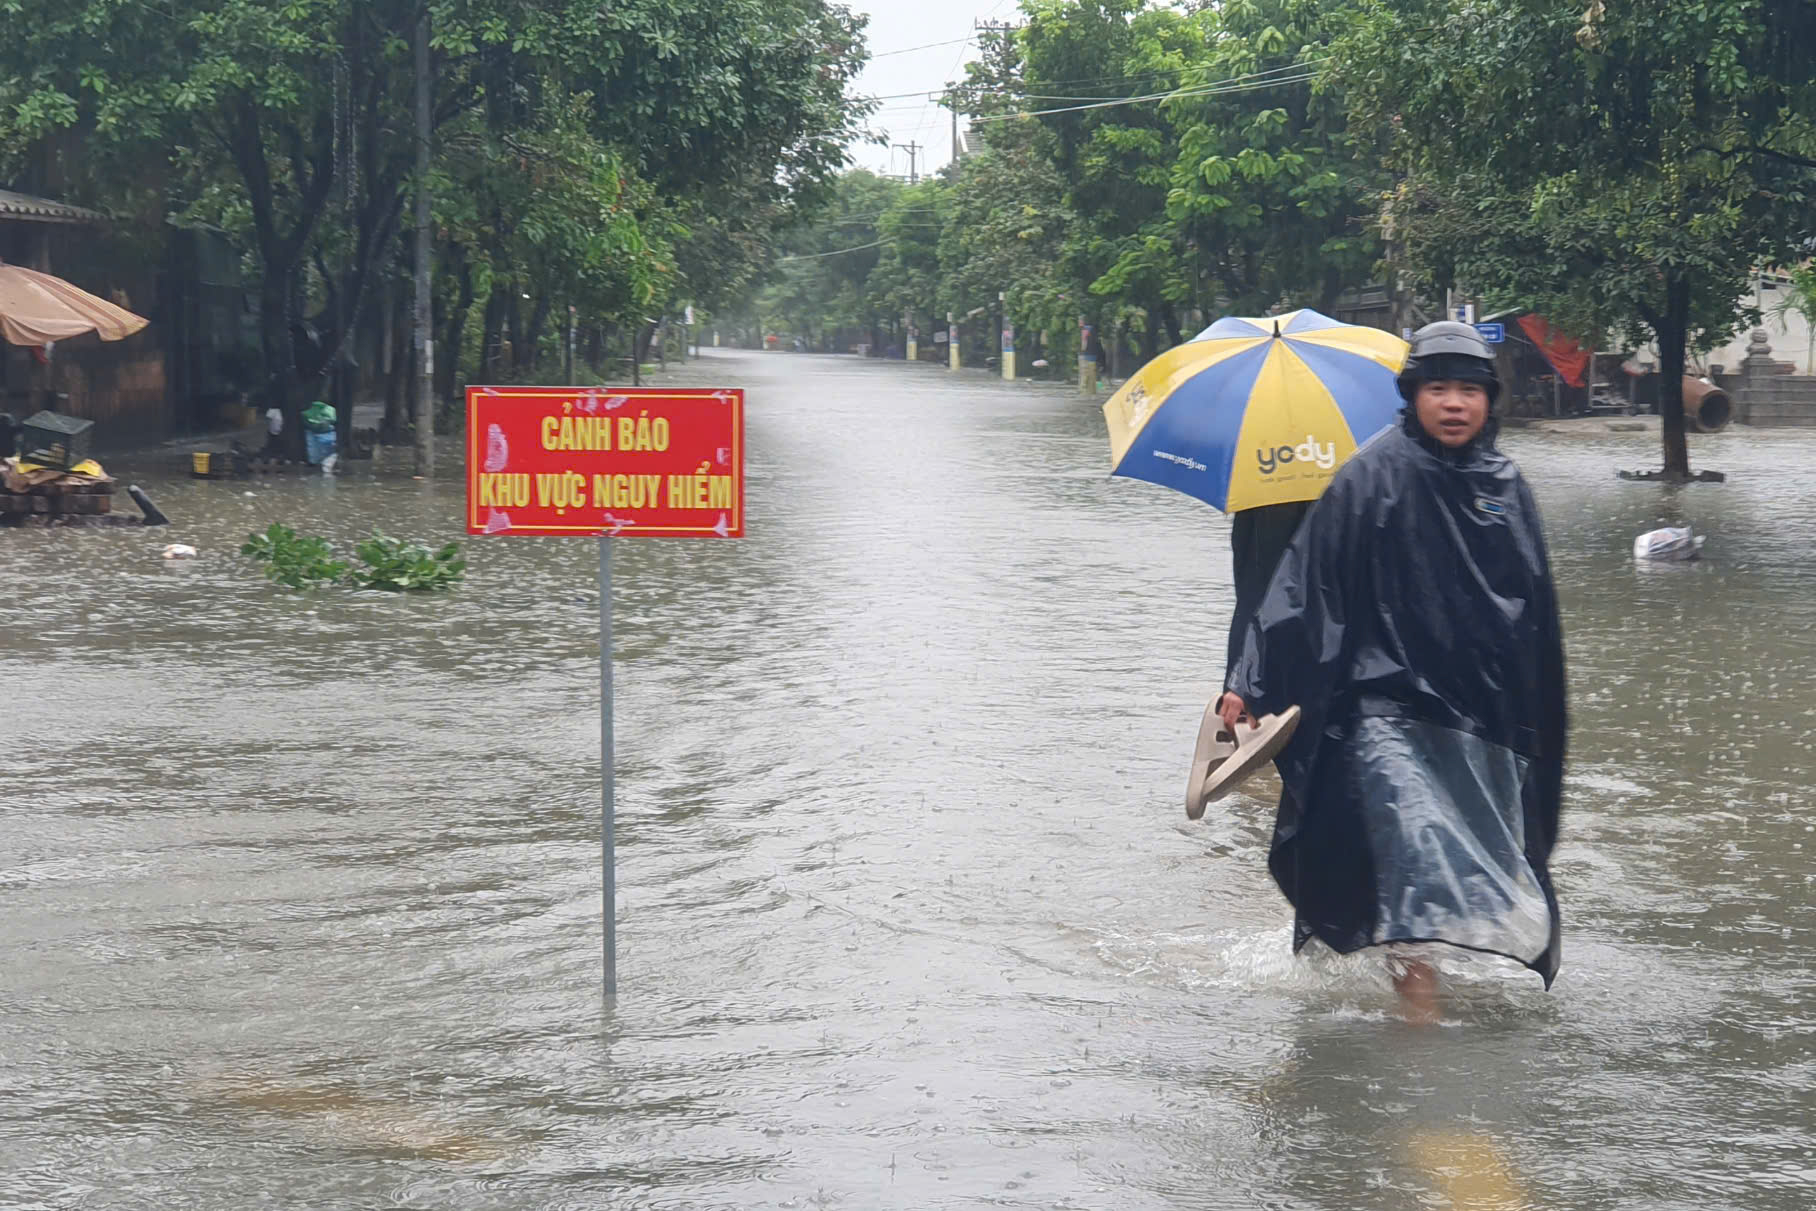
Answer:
[[1161, 304, 1183, 348], [382, 280, 407, 441], [522, 294, 551, 374], [505, 290, 523, 373], [257, 274, 295, 456], [481, 285, 507, 381], [1656, 274, 1693, 480], [1319, 263, 1345, 316], [1143, 309, 1161, 361], [379, 276, 394, 388], [226, 92, 335, 462], [437, 256, 475, 406], [403, 341, 418, 442]]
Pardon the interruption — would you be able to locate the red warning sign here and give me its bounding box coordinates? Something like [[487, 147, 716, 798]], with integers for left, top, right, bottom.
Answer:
[[466, 386, 744, 538]]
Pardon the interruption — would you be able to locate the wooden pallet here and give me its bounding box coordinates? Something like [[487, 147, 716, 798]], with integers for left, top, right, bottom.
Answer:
[[0, 483, 115, 515]]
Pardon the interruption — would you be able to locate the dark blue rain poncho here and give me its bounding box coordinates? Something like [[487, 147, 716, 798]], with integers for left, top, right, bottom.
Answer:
[[1228, 412, 1567, 985]]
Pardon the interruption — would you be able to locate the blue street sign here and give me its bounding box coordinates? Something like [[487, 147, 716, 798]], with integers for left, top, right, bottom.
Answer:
[[1474, 322, 1505, 344]]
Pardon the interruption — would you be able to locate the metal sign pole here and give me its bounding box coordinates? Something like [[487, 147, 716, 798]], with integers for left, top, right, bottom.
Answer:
[[599, 534, 617, 999], [467, 384, 744, 1002]]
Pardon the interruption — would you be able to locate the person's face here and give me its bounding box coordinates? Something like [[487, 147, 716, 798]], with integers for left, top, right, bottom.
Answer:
[[1414, 379, 1490, 448]]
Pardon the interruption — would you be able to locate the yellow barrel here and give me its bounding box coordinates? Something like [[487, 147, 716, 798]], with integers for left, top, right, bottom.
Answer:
[[191, 452, 211, 476]]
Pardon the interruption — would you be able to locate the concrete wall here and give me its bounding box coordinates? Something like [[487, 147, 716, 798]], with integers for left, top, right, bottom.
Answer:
[[1707, 275, 1814, 376], [1, 332, 172, 452], [1736, 329, 1816, 428]]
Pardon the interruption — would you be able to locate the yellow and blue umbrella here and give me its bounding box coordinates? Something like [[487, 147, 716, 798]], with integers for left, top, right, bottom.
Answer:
[[1102, 309, 1408, 512]]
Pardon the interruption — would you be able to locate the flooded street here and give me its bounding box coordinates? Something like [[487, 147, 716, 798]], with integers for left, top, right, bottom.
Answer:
[[3, 348, 1814, 1209]]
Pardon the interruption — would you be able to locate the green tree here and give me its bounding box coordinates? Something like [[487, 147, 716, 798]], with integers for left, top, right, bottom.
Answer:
[[1015, 0, 1193, 350], [1163, 0, 1379, 316], [1770, 263, 1816, 374], [937, 119, 1074, 368], [0, 0, 871, 440], [967, 0, 1381, 368], [865, 180, 950, 351], [751, 170, 905, 350], [1338, 0, 1816, 478]]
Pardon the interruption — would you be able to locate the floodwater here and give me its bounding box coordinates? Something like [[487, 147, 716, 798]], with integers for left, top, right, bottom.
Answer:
[[3, 349, 1813, 1210]]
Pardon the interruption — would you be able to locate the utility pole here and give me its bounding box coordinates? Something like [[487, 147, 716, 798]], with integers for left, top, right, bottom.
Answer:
[[973, 18, 1021, 55], [948, 84, 960, 172], [331, 49, 354, 457], [893, 141, 921, 185], [999, 290, 1015, 381], [411, 4, 434, 478]]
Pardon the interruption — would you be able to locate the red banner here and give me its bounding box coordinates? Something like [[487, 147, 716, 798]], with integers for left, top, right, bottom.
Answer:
[[1517, 315, 1591, 388], [466, 386, 744, 538]]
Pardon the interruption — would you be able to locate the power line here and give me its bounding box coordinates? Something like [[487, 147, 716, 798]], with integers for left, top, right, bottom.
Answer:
[[863, 57, 1329, 104], [870, 35, 974, 59], [777, 239, 890, 261], [969, 63, 1326, 123], [876, 88, 1238, 111], [828, 209, 940, 221]]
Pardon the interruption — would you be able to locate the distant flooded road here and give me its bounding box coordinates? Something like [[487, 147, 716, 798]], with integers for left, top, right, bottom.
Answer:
[[3, 349, 1813, 1208]]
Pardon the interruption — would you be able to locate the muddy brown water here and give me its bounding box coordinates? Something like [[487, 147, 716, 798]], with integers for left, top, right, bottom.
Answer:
[[3, 350, 1813, 1209]]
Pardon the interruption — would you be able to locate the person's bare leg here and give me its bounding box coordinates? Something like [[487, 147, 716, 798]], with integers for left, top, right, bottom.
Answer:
[[1392, 958, 1439, 1026]]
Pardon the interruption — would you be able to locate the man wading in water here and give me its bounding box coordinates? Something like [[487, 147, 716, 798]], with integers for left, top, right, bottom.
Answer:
[[1217, 322, 1568, 1023]]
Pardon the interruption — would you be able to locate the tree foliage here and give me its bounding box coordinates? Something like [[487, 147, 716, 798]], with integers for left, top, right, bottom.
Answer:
[[1338, 0, 1816, 475], [745, 0, 1383, 374], [0, 0, 870, 439]]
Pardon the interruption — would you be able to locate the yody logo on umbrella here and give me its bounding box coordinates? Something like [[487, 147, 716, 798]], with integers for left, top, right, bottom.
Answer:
[[1256, 435, 1337, 477]]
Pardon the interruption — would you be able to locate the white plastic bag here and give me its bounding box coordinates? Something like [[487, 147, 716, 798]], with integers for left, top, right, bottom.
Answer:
[[1633, 526, 1704, 562]]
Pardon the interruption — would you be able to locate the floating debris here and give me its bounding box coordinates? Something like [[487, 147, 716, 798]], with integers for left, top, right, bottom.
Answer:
[[1633, 526, 1704, 562]]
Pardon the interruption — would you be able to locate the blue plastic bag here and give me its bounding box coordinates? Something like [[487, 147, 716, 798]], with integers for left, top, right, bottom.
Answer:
[[305, 429, 338, 466]]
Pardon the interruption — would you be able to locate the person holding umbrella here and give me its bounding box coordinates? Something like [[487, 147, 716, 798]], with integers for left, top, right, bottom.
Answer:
[[1100, 310, 1411, 814], [1217, 322, 1568, 1021]]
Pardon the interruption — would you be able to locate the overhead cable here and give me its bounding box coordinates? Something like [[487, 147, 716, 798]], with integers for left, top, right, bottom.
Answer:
[[870, 36, 974, 59], [969, 62, 1326, 123], [776, 239, 890, 261]]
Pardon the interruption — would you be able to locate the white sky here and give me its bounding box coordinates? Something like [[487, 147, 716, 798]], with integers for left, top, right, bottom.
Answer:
[[844, 0, 1016, 178]]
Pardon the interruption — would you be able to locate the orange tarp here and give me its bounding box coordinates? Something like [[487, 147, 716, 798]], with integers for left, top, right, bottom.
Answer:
[[1516, 314, 1590, 388], [0, 262, 149, 346]]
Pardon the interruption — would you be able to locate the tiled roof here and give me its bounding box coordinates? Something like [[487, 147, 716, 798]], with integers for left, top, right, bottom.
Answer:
[[0, 188, 107, 225]]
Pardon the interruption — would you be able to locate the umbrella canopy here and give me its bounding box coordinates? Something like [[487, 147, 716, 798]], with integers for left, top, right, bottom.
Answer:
[[0, 262, 150, 346], [1102, 308, 1408, 512]]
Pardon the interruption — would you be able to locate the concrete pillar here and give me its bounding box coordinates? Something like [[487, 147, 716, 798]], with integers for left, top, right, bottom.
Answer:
[[999, 292, 1014, 380], [1738, 327, 1775, 425], [1078, 317, 1096, 394]]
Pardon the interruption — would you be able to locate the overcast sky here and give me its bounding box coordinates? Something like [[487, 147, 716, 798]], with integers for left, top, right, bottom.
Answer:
[[844, 0, 1016, 178]]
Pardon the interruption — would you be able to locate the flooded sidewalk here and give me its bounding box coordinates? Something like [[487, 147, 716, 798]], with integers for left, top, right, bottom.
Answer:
[[2, 349, 1813, 1209]]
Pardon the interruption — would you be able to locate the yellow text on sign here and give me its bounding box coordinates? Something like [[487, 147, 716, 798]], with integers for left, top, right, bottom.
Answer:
[[540, 413, 672, 452], [668, 463, 736, 510], [477, 473, 531, 508], [473, 469, 734, 512]]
